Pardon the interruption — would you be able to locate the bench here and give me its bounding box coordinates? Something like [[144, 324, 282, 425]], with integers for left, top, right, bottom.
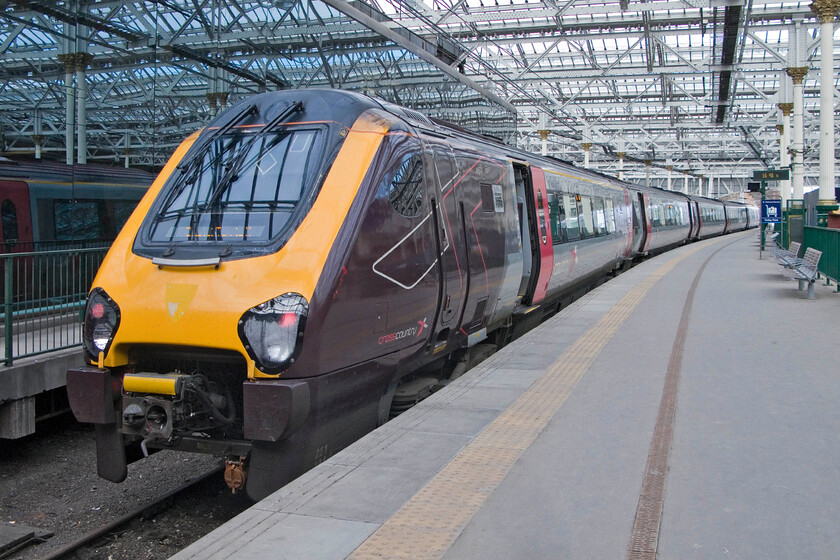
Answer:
[[775, 241, 801, 267], [779, 247, 822, 299]]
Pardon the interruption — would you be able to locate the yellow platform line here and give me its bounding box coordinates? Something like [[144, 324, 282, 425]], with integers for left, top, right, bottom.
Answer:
[[349, 239, 722, 560]]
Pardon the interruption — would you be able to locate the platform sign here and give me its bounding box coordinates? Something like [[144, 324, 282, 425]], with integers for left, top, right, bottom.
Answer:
[[753, 169, 789, 181], [761, 199, 782, 223]]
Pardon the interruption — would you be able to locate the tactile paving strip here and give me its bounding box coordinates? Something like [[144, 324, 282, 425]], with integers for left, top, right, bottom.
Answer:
[[349, 239, 722, 560]]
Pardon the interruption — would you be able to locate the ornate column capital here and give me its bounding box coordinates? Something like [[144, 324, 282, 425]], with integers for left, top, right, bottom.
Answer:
[[811, 0, 840, 22], [786, 66, 810, 84], [75, 52, 93, 71], [537, 130, 550, 141], [581, 142, 592, 151], [616, 151, 625, 159], [776, 124, 785, 135], [778, 102, 793, 116], [58, 52, 94, 73], [206, 92, 221, 111], [57, 53, 75, 73]]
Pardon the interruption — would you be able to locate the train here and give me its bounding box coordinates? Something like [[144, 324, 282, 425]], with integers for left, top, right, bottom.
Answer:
[[66, 89, 758, 500], [0, 158, 154, 312], [0, 157, 154, 253]]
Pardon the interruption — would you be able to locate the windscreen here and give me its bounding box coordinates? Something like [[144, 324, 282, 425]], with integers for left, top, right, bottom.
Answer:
[[146, 126, 322, 247]]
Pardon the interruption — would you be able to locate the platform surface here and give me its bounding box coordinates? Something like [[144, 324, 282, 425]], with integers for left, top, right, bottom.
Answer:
[[171, 231, 840, 560]]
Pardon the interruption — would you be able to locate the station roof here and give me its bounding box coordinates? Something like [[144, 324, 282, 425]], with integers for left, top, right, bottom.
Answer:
[[0, 0, 836, 191]]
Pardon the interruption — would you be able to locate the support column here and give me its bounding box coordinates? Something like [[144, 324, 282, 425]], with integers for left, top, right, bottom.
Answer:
[[58, 53, 75, 166], [31, 110, 43, 160], [207, 93, 217, 117], [537, 113, 549, 157], [778, 103, 793, 206], [644, 160, 652, 187], [582, 143, 592, 169], [76, 52, 93, 165], [538, 130, 549, 157], [666, 162, 673, 191], [787, 66, 809, 200], [617, 152, 625, 181], [683, 172, 689, 194], [30, 135, 42, 159], [811, 0, 840, 224], [123, 132, 131, 169]]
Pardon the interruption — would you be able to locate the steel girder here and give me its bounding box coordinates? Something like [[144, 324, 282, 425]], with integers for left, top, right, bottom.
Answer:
[[0, 0, 836, 192]]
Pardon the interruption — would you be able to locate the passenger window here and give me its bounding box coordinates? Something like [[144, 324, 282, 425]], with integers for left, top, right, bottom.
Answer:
[[548, 192, 567, 244], [605, 199, 616, 233], [579, 196, 594, 238], [388, 153, 424, 218], [656, 204, 665, 227], [564, 195, 580, 240], [536, 190, 547, 244], [592, 198, 607, 235], [54, 200, 100, 240], [2, 199, 18, 242]]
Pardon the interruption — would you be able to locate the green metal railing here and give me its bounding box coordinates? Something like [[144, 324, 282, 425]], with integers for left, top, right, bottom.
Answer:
[[1, 247, 108, 366], [803, 226, 840, 292]]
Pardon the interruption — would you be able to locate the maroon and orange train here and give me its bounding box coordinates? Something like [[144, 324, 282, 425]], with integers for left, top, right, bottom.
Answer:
[[67, 89, 758, 499]]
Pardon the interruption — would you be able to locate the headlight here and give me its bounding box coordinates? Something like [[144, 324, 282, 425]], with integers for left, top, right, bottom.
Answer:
[[238, 293, 308, 374], [83, 287, 121, 361]]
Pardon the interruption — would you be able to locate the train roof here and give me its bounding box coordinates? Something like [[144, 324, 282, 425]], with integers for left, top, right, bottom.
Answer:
[[201, 90, 750, 207], [0, 157, 155, 185]]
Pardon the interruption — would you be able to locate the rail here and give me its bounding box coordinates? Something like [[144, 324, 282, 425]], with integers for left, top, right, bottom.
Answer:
[[803, 226, 840, 292], [1, 247, 108, 366]]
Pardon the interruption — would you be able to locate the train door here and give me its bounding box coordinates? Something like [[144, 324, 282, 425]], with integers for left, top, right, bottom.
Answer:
[[0, 181, 33, 252], [428, 144, 468, 347], [693, 201, 702, 238], [687, 199, 697, 239], [622, 189, 634, 258], [630, 192, 646, 254], [636, 192, 651, 252], [520, 165, 553, 305], [514, 165, 532, 298]]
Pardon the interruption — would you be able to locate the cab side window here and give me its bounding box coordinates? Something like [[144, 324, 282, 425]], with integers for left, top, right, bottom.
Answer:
[[387, 153, 424, 218]]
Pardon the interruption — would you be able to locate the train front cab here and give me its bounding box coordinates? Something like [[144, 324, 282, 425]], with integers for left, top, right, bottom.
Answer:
[[66, 93, 409, 498]]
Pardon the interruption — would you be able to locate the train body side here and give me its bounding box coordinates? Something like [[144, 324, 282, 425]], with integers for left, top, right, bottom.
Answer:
[[65, 89, 750, 500], [723, 201, 749, 233], [0, 160, 152, 252], [692, 196, 727, 239]]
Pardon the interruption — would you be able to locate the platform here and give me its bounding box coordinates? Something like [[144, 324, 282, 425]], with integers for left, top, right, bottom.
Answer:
[[171, 231, 840, 560]]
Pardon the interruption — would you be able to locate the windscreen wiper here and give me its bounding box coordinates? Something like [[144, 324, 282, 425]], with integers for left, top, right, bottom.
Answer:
[[203, 101, 305, 214], [159, 103, 259, 212]]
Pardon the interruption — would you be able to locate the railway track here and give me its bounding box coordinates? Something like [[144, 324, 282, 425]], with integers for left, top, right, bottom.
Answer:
[[35, 467, 234, 560]]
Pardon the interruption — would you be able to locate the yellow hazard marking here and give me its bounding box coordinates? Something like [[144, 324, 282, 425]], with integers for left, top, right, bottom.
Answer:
[[349, 237, 725, 560], [123, 373, 185, 396]]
